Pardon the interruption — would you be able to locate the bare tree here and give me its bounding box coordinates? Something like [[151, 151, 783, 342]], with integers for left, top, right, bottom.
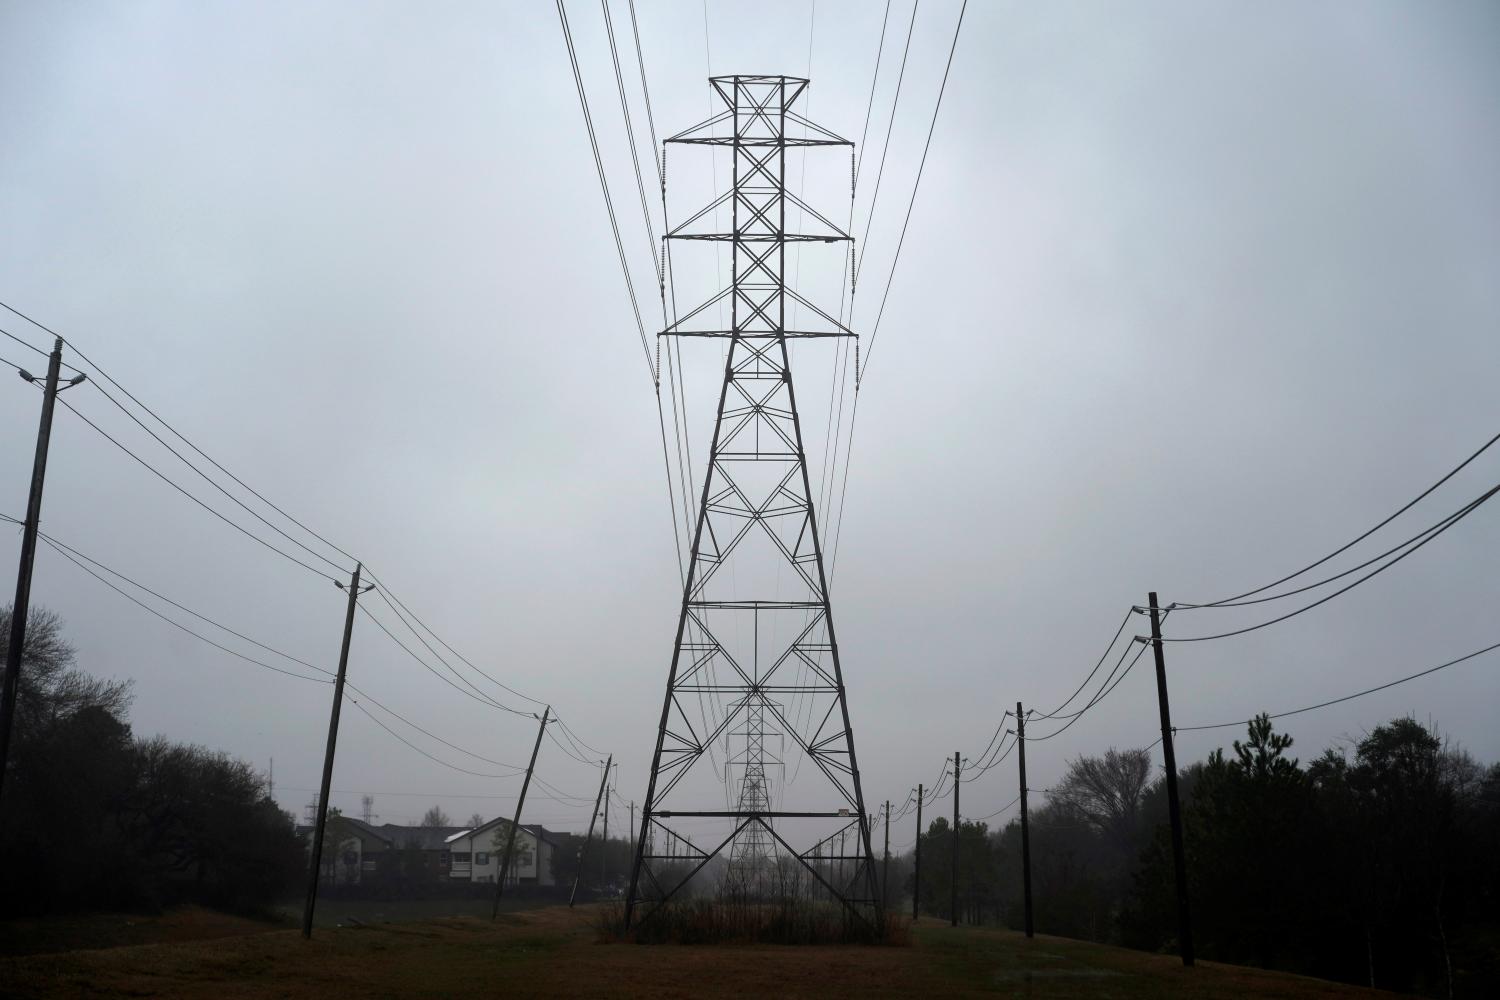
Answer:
[[1052, 747, 1153, 854], [468, 812, 484, 828], [420, 805, 451, 828], [1, 605, 131, 736]]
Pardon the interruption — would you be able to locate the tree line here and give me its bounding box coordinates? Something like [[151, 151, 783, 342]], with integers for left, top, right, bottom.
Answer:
[[0, 607, 305, 916], [903, 713, 1499, 997]]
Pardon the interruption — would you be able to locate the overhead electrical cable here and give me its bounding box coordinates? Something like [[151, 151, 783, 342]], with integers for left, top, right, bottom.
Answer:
[[366, 585, 533, 717], [601, 0, 660, 279], [849, 0, 920, 293], [588, 0, 693, 581], [1024, 641, 1154, 742], [1030, 609, 1135, 720], [356, 602, 529, 715], [554, 0, 655, 383], [347, 683, 527, 772], [553, 714, 610, 759], [1159, 483, 1498, 642], [54, 395, 334, 580], [19, 519, 532, 769], [4, 300, 604, 746], [1174, 640, 1500, 733], [83, 377, 350, 575], [545, 723, 599, 767], [1173, 488, 1500, 610], [346, 698, 525, 780], [0, 300, 356, 565], [36, 528, 333, 678], [38, 534, 332, 685], [968, 793, 1021, 823], [1184, 427, 1500, 608], [819, 0, 891, 540], [827, 1, 969, 578], [359, 572, 547, 707], [859, 0, 968, 382]]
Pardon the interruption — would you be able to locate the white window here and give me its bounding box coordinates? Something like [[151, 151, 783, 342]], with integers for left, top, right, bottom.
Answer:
[[452, 852, 472, 863]]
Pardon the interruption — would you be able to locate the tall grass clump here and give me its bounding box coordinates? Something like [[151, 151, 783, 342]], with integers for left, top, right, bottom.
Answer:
[[595, 877, 909, 946]]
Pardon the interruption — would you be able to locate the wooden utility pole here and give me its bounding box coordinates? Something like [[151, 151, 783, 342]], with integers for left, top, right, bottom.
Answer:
[[1017, 701, 1034, 938], [493, 706, 549, 918], [302, 563, 367, 939], [1149, 592, 1194, 966], [913, 783, 923, 921], [951, 751, 960, 927], [882, 799, 891, 909], [0, 338, 69, 809], [569, 755, 611, 907], [601, 767, 610, 887]]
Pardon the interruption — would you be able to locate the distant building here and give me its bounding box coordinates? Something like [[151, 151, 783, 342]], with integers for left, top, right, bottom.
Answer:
[[299, 815, 560, 887], [443, 820, 559, 887], [299, 816, 470, 885]]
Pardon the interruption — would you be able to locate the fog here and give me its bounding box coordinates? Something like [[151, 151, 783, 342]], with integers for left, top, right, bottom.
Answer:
[[2, 0, 1497, 848]]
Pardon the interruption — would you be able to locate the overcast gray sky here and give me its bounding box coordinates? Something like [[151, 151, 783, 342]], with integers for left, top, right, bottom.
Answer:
[[2, 1, 1497, 845]]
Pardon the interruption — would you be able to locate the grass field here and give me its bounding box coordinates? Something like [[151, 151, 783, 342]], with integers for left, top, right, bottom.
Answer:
[[0, 904, 1395, 998]]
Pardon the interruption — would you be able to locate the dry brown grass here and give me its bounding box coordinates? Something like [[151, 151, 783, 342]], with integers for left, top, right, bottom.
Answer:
[[0, 904, 1397, 999]]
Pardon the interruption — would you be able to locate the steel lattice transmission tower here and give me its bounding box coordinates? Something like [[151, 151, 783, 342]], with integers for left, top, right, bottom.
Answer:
[[626, 75, 877, 927]]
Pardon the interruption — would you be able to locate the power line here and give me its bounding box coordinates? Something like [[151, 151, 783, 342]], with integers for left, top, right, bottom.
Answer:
[[967, 793, 1020, 823], [962, 730, 1017, 780], [81, 378, 349, 575], [1173, 483, 1500, 610], [38, 533, 332, 685], [278, 785, 578, 802], [850, 0, 919, 291], [0, 324, 79, 374], [0, 325, 50, 359], [359, 571, 547, 708], [1030, 608, 1134, 719], [572, 0, 694, 593], [554, 0, 655, 384], [1158, 482, 1498, 642], [20, 519, 531, 773], [5, 300, 603, 753], [1024, 640, 1153, 742], [0, 300, 355, 564], [601, 0, 660, 279], [1174, 639, 1500, 734], [818, 1, 891, 550], [544, 721, 598, 767], [355, 601, 526, 716], [346, 698, 525, 780], [1183, 427, 1500, 608], [533, 773, 595, 804], [366, 585, 533, 716], [348, 684, 527, 773], [35, 527, 332, 677], [827, 1, 965, 577], [860, 0, 968, 382], [624, 0, 661, 183], [54, 393, 335, 580], [552, 714, 609, 760]]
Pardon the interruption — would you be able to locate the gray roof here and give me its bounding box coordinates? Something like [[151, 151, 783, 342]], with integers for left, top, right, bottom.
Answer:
[[374, 824, 469, 851]]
